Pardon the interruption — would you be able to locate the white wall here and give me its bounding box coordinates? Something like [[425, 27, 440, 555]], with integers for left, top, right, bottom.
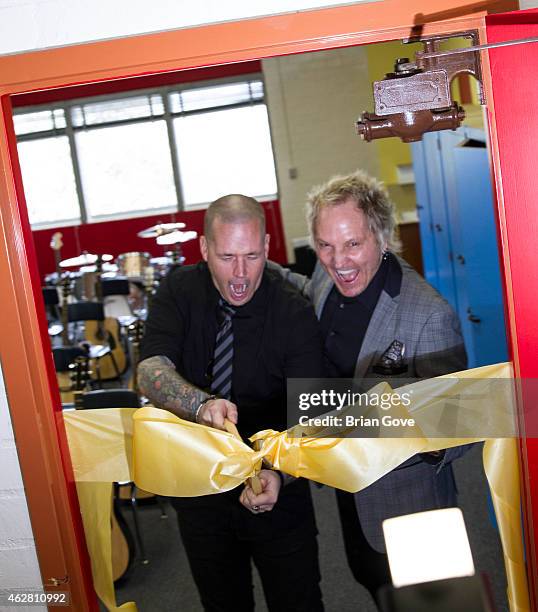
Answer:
[[0, 364, 45, 609], [0, 0, 380, 55], [263, 48, 380, 258]]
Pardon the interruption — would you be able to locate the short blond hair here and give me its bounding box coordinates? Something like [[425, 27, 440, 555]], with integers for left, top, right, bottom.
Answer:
[[306, 170, 401, 252]]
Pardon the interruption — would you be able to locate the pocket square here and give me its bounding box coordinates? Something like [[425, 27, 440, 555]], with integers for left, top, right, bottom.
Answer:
[[372, 340, 408, 375]]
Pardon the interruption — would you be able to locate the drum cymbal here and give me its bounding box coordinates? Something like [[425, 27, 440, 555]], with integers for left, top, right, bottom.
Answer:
[[156, 230, 198, 245], [79, 263, 118, 274], [59, 253, 113, 268], [137, 222, 186, 238]]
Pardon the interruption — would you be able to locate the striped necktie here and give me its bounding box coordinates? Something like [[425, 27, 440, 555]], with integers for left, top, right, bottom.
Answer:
[[210, 300, 235, 400]]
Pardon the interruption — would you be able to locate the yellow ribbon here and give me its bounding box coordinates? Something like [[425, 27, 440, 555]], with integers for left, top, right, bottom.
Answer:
[[64, 408, 137, 611], [63, 362, 529, 612]]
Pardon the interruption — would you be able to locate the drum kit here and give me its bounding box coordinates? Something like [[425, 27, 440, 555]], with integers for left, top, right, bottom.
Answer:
[[48, 222, 198, 305], [45, 222, 198, 392], [46, 221, 196, 343]]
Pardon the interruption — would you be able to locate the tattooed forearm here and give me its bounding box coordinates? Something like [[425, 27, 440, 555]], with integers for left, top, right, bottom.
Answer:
[[137, 355, 207, 421]]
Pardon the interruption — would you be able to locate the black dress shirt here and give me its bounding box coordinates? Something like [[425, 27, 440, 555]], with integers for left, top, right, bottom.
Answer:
[[319, 253, 401, 378], [140, 262, 324, 438]]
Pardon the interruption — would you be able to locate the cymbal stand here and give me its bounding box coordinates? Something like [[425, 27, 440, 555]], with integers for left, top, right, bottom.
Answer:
[[127, 319, 145, 394], [166, 244, 185, 266]]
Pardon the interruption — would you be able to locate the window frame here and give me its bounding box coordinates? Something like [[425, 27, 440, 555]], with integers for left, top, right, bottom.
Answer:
[[13, 73, 277, 228], [0, 2, 528, 609]]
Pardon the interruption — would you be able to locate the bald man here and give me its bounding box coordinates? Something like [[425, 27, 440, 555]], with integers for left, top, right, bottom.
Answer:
[[138, 195, 324, 612]]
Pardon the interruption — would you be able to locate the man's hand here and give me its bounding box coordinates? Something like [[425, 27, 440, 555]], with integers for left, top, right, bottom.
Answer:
[[198, 398, 238, 430], [239, 469, 282, 514]]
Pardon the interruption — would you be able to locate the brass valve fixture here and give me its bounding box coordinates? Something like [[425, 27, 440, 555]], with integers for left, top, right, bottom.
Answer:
[[357, 32, 482, 142]]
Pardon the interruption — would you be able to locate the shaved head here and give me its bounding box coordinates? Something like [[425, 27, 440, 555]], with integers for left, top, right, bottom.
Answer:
[[200, 194, 269, 306], [204, 194, 266, 241]]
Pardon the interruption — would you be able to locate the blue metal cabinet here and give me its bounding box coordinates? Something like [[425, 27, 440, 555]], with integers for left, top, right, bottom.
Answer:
[[412, 127, 508, 368]]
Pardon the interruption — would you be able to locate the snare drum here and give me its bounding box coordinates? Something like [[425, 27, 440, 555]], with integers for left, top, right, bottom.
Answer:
[[117, 252, 151, 279]]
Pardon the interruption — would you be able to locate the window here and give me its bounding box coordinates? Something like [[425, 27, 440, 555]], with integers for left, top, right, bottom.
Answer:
[[169, 80, 263, 113], [174, 105, 277, 206], [13, 109, 66, 135], [17, 136, 80, 226], [71, 94, 164, 127], [13, 76, 278, 228], [76, 122, 177, 218]]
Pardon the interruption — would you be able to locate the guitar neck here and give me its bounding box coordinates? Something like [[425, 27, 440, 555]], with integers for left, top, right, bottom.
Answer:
[[54, 252, 62, 276], [50, 232, 63, 276], [94, 256, 104, 302]]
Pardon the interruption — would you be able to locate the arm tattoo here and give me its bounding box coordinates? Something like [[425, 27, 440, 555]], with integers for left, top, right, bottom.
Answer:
[[137, 355, 207, 421]]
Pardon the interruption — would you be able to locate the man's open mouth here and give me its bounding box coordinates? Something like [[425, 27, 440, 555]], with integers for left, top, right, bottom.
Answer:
[[230, 283, 248, 299], [335, 269, 359, 284]]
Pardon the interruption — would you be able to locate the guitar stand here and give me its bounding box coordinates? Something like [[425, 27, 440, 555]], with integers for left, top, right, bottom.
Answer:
[[156, 496, 168, 519], [116, 481, 169, 567], [129, 484, 149, 565]]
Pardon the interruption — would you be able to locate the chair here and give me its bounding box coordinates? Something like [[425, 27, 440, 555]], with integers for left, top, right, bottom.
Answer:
[[79, 388, 141, 409], [77, 388, 167, 565], [42, 286, 61, 320], [52, 346, 87, 372], [101, 277, 130, 297], [67, 301, 122, 385], [43, 286, 63, 337], [68, 300, 106, 323], [102, 277, 134, 319], [52, 346, 89, 403]]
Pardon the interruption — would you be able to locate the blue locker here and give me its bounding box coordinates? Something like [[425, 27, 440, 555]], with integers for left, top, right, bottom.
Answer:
[[411, 127, 508, 368]]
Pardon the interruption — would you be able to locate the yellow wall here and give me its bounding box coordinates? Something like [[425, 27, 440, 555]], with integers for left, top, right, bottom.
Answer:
[[364, 37, 483, 216]]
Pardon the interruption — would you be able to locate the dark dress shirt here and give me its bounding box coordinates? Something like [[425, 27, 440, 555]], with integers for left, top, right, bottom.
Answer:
[[140, 262, 324, 438], [319, 253, 401, 378], [140, 261, 324, 540]]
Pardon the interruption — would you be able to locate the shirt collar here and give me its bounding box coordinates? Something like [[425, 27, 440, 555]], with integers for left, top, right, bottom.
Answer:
[[334, 251, 402, 308], [384, 252, 403, 298]]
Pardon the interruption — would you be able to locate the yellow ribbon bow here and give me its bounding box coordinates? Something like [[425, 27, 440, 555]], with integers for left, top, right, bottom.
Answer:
[[63, 362, 529, 612]]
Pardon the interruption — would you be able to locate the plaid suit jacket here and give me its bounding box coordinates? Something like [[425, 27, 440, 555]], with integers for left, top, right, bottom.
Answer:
[[306, 256, 469, 552]]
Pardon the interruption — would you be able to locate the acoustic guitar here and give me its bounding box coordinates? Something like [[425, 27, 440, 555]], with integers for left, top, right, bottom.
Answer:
[[67, 358, 136, 582], [83, 255, 128, 380], [84, 317, 128, 381]]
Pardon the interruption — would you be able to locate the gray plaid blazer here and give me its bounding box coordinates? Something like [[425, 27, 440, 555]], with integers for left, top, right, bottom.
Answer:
[[279, 256, 469, 552]]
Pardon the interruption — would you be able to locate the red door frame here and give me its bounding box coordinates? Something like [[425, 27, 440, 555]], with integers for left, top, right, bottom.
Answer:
[[486, 9, 538, 606], [0, 1, 530, 608]]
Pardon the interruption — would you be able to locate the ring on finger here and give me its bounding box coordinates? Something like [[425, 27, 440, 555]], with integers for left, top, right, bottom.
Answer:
[[252, 505, 259, 511]]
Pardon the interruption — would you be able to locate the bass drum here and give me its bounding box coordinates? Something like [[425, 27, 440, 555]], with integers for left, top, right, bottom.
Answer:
[[117, 252, 151, 280]]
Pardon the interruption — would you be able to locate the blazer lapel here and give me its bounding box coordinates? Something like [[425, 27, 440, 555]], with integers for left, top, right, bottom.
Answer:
[[313, 274, 334, 319], [354, 290, 399, 381]]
